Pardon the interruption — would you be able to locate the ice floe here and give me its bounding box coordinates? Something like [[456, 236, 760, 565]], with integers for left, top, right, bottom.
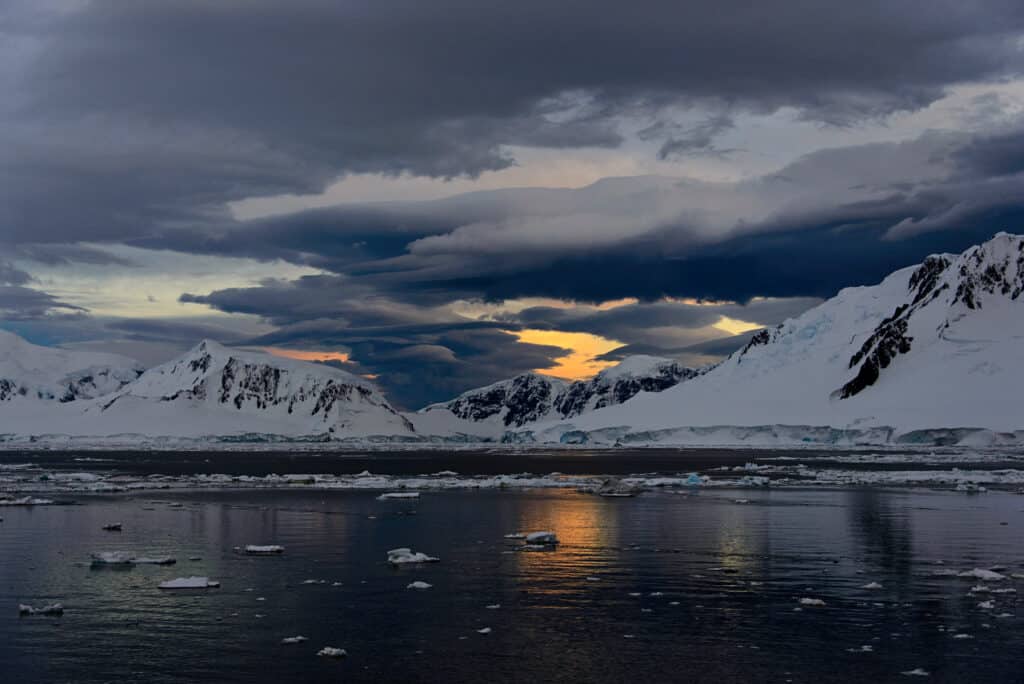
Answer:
[[281, 636, 308, 644], [0, 496, 55, 506], [407, 581, 432, 590], [387, 548, 439, 565], [244, 545, 284, 555], [317, 647, 348, 658], [18, 602, 63, 616], [158, 576, 220, 590], [91, 551, 175, 566], [798, 598, 826, 606], [958, 568, 1006, 581], [901, 668, 930, 677], [862, 582, 883, 590], [524, 531, 558, 545], [377, 492, 420, 500]]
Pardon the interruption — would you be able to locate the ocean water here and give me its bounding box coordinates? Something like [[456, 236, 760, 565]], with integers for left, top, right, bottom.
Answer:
[[1, 450, 1023, 682]]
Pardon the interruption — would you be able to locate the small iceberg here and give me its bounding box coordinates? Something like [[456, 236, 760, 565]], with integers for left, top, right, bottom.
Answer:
[[901, 668, 930, 677], [684, 473, 706, 487], [407, 581, 432, 590], [798, 597, 826, 606], [958, 568, 1006, 581], [387, 548, 439, 565], [18, 602, 63, 616], [317, 647, 348, 658], [503, 533, 526, 539], [91, 552, 175, 566], [476, 627, 492, 634], [158, 576, 220, 590], [377, 492, 420, 500], [245, 545, 285, 555], [861, 582, 883, 590], [524, 531, 558, 545], [281, 636, 308, 644]]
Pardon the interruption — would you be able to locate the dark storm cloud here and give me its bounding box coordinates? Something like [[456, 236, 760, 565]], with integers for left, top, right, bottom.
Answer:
[[0, 285, 85, 320], [250, 323, 567, 410], [4, 0, 1024, 246], [0, 262, 32, 286]]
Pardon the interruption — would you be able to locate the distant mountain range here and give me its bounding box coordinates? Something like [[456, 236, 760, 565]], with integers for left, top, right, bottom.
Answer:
[[2, 233, 1023, 446]]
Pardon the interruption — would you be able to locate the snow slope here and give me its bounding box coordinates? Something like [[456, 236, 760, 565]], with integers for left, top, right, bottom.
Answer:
[[518, 233, 1024, 446], [1, 339, 414, 440], [412, 356, 699, 439], [0, 330, 142, 403]]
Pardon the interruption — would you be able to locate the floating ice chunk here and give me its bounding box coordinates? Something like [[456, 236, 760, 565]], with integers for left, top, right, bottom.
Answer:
[[0, 497, 54, 506], [245, 545, 284, 555], [377, 492, 420, 500], [133, 556, 176, 565], [91, 551, 134, 565], [354, 470, 373, 477], [862, 582, 883, 590], [586, 576, 600, 582], [407, 581, 432, 590], [158, 576, 219, 590], [18, 602, 63, 616], [317, 647, 348, 658], [734, 499, 750, 504], [977, 600, 995, 609], [798, 598, 826, 606], [281, 636, 308, 644], [901, 668, 929, 677], [952, 633, 973, 639], [387, 548, 439, 565], [477, 627, 491, 634], [685, 473, 705, 487], [524, 531, 558, 545], [433, 470, 459, 477], [485, 604, 501, 609], [102, 523, 123, 531], [959, 569, 1006, 581], [846, 645, 874, 653], [301, 579, 326, 585], [503, 533, 525, 539], [91, 551, 175, 566]]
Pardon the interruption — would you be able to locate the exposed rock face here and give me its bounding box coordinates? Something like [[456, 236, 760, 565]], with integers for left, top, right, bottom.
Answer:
[[839, 232, 1024, 399], [423, 356, 700, 428], [443, 373, 564, 427], [95, 340, 414, 436]]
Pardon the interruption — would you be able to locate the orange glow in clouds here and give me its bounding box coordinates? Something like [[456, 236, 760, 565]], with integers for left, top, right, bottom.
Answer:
[[263, 347, 352, 364], [508, 329, 624, 380]]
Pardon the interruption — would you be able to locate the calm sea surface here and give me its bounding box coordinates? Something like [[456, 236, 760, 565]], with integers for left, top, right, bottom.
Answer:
[[1, 449, 1022, 682]]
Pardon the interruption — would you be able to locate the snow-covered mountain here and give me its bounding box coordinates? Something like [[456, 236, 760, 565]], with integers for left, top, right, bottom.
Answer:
[[0, 330, 143, 403], [517, 232, 1024, 446], [1, 339, 414, 441], [412, 355, 699, 439]]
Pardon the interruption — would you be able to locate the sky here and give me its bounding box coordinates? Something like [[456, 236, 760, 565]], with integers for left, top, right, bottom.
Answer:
[[3, 1, 1024, 408]]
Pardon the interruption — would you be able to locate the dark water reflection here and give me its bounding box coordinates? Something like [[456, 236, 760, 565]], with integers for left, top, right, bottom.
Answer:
[[1, 488, 1022, 682]]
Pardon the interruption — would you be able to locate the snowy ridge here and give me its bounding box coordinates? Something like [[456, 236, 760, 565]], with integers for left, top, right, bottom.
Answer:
[[413, 355, 698, 439], [1, 339, 414, 440], [517, 233, 1024, 446], [0, 330, 142, 403]]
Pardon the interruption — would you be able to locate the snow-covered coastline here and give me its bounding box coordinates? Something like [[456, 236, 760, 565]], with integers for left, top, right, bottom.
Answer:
[[3, 234, 1024, 446]]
